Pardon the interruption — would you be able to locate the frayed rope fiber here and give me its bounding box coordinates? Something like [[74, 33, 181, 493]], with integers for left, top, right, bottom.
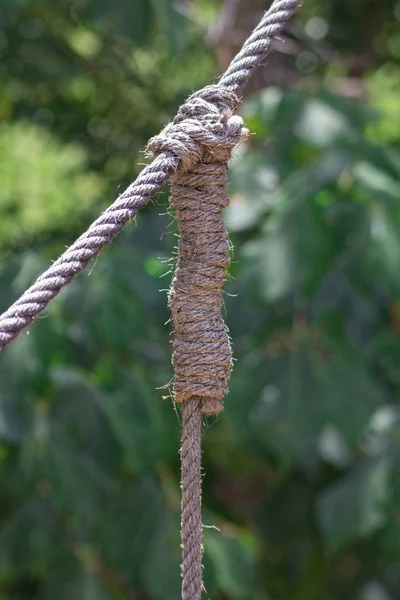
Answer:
[[147, 85, 249, 598], [148, 86, 248, 416]]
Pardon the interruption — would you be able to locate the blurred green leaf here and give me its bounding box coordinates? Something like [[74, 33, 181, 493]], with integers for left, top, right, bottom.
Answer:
[[317, 457, 390, 552], [83, 0, 153, 45], [0, 123, 103, 252], [204, 528, 259, 599], [227, 330, 383, 468], [150, 0, 188, 53], [142, 513, 181, 600]]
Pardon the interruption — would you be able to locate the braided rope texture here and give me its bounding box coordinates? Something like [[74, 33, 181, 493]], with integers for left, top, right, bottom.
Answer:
[[0, 154, 178, 350], [0, 0, 301, 352]]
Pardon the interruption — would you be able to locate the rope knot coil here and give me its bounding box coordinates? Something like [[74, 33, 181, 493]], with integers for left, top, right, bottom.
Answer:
[[149, 85, 247, 416], [147, 85, 247, 172]]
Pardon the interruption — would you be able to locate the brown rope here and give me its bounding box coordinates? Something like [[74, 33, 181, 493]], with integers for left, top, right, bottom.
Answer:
[[148, 86, 247, 417], [148, 86, 246, 599]]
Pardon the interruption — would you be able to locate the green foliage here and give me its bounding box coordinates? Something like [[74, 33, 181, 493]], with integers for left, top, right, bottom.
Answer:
[[0, 122, 104, 251], [1, 0, 400, 599], [317, 456, 390, 552]]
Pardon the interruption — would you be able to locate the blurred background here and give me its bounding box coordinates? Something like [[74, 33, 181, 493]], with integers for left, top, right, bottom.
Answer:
[[0, 0, 400, 598]]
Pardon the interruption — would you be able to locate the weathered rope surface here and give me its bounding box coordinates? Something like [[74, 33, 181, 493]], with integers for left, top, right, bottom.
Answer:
[[219, 0, 301, 91], [0, 0, 301, 352], [148, 86, 247, 416], [150, 86, 248, 598]]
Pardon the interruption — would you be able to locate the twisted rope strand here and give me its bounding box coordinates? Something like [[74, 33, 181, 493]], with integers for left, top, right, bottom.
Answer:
[[0, 0, 301, 352], [220, 0, 302, 91], [181, 397, 203, 600], [0, 153, 178, 350]]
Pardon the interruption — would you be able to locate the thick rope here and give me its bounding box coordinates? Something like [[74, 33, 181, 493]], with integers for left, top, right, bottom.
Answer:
[[0, 153, 178, 350], [148, 86, 247, 417], [0, 0, 301, 352], [150, 86, 248, 599]]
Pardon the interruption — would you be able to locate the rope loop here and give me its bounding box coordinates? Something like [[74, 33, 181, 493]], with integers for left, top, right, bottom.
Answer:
[[147, 85, 247, 173]]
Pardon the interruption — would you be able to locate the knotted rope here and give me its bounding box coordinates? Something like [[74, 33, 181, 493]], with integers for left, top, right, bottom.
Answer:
[[148, 86, 246, 417], [0, 2, 302, 598], [148, 86, 246, 599], [0, 0, 301, 351], [180, 397, 203, 599]]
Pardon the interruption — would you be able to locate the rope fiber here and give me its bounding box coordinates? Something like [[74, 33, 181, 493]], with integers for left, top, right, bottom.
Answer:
[[0, 0, 301, 351], [0, 2, 302, 599], [148, 85, 247, 416], [181, 397, 203, 600]]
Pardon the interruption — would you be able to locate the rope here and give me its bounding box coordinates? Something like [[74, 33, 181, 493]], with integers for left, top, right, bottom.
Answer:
[[0, 2, 302, 598], [0, 153, 178, 350], [164, 87, 244, 598], [148, 85, 247, 417], [149, 86, 246, 599], [180, 397, 203, 600], [0, 0, 301, 352]]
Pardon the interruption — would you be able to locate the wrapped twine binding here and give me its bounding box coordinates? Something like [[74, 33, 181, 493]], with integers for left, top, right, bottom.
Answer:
[[148, 86, 248, 416]]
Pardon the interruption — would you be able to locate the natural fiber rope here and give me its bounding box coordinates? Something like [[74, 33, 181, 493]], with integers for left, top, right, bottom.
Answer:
[[149, 86, 248, 598], [148, 85, 247, 417], [0, 153, 178, 350], [0, 0, 301, 351], [181, 397, 203, 600], [0, 2, 302, 599]]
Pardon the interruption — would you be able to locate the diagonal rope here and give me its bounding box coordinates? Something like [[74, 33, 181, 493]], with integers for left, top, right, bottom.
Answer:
[[0, 154, 178, 350], [0, 0, 301, 352], [219, 0, 301, 91]]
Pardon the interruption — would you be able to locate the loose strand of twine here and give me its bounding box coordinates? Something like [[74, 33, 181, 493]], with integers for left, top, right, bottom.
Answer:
[[0, 2, 302, 600]]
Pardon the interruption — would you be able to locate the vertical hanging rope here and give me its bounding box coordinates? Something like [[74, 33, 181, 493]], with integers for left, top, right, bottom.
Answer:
[[180, 397, 203, 600], [147, 2, 303, 594], [148, 87, 246, 416], [148, 86, 246, 599]]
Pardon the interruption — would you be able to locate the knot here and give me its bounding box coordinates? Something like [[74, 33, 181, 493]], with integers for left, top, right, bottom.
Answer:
[[147, 85, 247, 172], [153, 86, 248, 416]]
